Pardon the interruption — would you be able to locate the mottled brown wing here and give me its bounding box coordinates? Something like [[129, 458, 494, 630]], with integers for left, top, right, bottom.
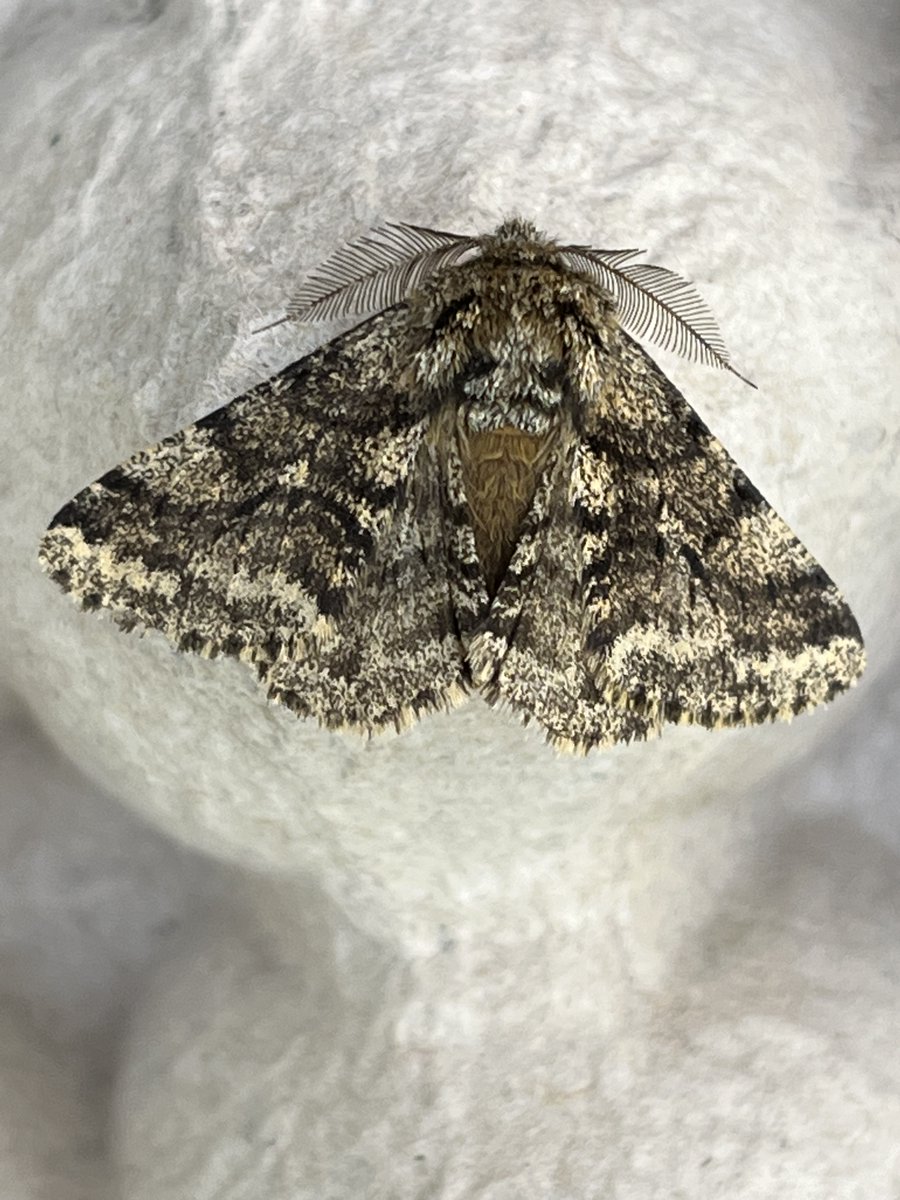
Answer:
[[261, 437, 472, 732], [464, 433, 658, 752], [575, 333, 865, 730], [39, 309, 467, 727]]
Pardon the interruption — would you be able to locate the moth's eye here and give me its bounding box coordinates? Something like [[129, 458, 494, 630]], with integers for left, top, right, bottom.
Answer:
[[460, 354, 498, 384], [538, 359, 566, 388]]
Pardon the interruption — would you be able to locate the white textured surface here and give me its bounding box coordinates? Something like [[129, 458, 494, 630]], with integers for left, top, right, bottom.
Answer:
[[0, 1000, 107, 1200], [1, 0, 899, 1196]]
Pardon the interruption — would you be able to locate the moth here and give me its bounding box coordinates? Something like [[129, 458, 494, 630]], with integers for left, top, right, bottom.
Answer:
[[39, 218, 865, 751]]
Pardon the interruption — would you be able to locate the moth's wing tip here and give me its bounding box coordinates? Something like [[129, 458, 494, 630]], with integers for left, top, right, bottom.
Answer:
[[37, 522, 82, 589]]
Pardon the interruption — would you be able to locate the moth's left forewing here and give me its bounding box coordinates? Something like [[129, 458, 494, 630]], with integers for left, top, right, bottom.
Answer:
[[575, 333, 866, 729]]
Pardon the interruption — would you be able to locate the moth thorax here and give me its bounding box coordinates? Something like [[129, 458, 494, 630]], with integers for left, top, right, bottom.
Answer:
[[457, 418, 554, 597]]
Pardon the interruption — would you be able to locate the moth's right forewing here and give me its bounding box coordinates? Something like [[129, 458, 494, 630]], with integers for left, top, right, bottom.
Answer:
[[262, 439, 472, 734], [39, 306, 429, 664], [465, 440, 658, 752]]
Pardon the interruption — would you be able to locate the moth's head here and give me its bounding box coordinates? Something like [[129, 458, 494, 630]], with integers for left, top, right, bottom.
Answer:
[[276, 217, 750, 392], [407, 222, 620, 430], [476, 217, 551, 262]]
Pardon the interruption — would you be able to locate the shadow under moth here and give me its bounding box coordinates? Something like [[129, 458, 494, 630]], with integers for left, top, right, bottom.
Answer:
[[39, 218, 865, 752]]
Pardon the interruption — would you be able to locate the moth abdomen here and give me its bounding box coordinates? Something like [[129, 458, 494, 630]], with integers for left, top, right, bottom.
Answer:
[[456, 423, 555, 597]]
